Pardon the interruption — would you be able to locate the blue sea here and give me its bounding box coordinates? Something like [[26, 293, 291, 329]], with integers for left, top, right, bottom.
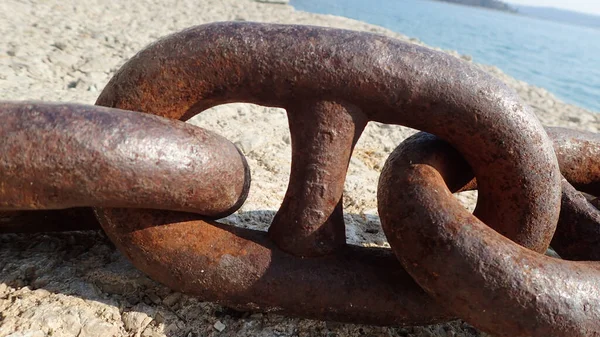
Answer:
[[290, 0, 600, 113]]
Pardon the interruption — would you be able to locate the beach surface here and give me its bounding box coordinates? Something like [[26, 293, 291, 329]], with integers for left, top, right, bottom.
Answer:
[[0, 0, 597, 336]]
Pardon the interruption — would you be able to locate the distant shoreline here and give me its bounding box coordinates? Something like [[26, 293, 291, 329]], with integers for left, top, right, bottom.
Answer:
[[511, 4, 600, 30], [430, 0, 600, 30], [431, 0, 516, 13]]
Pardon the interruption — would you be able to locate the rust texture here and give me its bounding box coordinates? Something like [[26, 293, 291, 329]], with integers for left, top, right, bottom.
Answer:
[[0, 103, 456, 326], [0, 102, 250, 219], [0, 22, 599, 332], [547, 127, 600, 261], [547, 127, 600, 196], [96, 21, 561, 257], [449, 126, 600, 262], [269, 100, 367, 255], [378, 131, 600, 337], [553, 180, 600, 260], [95, 208, 453, 326]]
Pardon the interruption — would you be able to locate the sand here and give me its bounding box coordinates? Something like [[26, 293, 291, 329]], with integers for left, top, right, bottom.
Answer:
[[0, 0, 597, 336]]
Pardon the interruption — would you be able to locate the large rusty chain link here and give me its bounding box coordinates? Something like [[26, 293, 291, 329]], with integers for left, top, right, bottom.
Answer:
[[1, 22, 600, 336]]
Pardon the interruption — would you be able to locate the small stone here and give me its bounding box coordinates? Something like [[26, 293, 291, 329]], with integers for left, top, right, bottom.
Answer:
[[213, 320, 226, 332], [52, 41, 67, 50], [0, 283, 8, 296], [162, 292, 182, 307], [249, 313, 263, 319], [146, 292, 162, 305], [122, 309, 153, 333], [67, 79, 81, 89], [154, 311, 165, 324], [365, 228, 379, 234]]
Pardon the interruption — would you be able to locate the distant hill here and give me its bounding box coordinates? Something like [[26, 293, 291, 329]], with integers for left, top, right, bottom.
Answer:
[[512, 5, 600, 29], [433, 0, 516, 13]]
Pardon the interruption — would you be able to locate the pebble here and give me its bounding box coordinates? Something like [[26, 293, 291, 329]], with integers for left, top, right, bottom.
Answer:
[[121, 304, 154, 333], [213, 320, 227, 332], [0, 283, 8, 296], [52, 41, 67, 50], [162, 292, 182, 307], [146, 292, 162, 305]]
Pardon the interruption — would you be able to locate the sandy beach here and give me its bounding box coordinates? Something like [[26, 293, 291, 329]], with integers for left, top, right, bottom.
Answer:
[[0, 0, 598, 336]]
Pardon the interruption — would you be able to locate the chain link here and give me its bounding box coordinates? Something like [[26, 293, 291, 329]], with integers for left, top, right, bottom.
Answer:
[[1, 22, 599, 337]]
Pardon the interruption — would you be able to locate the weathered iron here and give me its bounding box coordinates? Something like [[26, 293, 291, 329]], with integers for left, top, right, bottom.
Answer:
[[447, 126, 600, 261], [95, 208, 455, 325], [554, 179, 600, 260], [547, 127, 600, 196], [378, 131, 600, 337], [437, 126, 600, 262], [0, 21, 598, 334], [94, 21, 561, 326], [547, 127, 600, 261], [0, 101, 250, 222], [1, 109, 597, 327], [96, 21, 561, 257]]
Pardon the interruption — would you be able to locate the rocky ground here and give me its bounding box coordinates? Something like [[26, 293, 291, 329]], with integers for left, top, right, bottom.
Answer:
[[0, 0, 598, 336]]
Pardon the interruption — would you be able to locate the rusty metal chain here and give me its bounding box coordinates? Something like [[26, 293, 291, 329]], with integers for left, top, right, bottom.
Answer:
[[1, 22, 599, 337]]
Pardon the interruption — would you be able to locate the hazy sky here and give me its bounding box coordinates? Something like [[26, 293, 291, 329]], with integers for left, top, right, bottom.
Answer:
[[508, 0, 600, 15]]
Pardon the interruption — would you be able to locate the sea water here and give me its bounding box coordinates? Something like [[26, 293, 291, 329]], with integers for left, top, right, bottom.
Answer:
[[290, 0, 600, 112]]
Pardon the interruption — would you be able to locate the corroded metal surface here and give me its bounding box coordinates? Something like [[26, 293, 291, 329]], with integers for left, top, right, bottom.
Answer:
[[0, 101, 456, 325], [447, 126, 600, 262], [0, 102, 250, 217], [548, 127, 600, 196], [378, 132, 600, 337], [547, 127, 600, 261], [553, 180, 600, 260], [96, 21, 560, 256], [95, 208, 454, 326], [0, 22, 599, 332]]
